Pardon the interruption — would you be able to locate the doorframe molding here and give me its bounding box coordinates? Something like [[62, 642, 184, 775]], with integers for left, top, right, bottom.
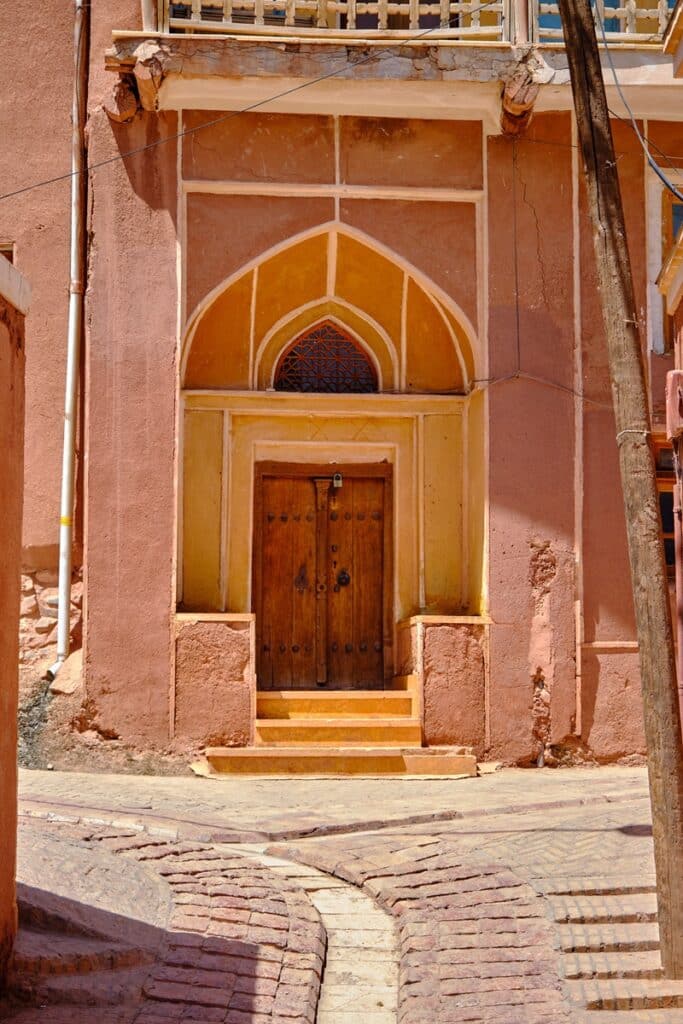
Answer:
[[252, 460, 394, 689]]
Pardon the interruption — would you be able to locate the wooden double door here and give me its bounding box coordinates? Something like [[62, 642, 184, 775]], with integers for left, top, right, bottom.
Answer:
[[253, 462, 393, 690]]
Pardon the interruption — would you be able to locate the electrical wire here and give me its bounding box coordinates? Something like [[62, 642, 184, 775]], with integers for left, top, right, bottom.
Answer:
[[471, 129, 615, 413], [608, 104, 683, 181], [597, 6, 683, 203], [4, 6, 683, 201], [0, 0, 502, 203], [471, 368, 614, 409]]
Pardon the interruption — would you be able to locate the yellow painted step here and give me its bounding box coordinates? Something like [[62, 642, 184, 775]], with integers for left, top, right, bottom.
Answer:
[[255, 717, 422, 746], [194, 746, 477, 777], [257, 691, 415, 719]]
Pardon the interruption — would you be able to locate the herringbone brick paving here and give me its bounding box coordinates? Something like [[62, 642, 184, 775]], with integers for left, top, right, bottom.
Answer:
[[10, 765, 683, 1024]]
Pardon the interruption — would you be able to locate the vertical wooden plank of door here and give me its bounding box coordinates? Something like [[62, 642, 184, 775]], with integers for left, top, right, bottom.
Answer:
[[328, 479, 356, 688], [264, 477, 294, 689], [314, 479, 330, 685], [353, 478, 385, 687], [290, 477, 317, 688], [254, 472, 270, 689]]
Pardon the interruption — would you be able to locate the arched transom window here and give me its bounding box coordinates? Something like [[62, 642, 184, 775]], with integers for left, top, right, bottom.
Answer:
[[274, 321, 378, 394]]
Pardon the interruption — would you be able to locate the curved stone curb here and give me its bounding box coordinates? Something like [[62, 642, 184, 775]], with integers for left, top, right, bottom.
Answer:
[[233, 848, 400, 1023], [269, 836, 573, 1024]]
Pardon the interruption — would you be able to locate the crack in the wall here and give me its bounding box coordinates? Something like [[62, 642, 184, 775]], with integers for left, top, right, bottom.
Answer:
[[515, 160, 550, 312]]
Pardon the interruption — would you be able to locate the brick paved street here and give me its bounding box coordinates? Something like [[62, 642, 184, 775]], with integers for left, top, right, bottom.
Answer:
[[6, 765, 683, 1023]]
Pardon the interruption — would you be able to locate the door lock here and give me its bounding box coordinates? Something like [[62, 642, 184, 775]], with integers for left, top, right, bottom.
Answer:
[[337, 569, 351, 587]]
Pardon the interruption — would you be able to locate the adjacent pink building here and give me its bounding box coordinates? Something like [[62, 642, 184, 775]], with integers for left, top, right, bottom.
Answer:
[[0, 258, 28, 981], [2, 0, 682, 770]]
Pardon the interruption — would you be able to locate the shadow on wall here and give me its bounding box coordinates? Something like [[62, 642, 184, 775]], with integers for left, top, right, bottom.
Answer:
[[1, 882, 261, 1021], [108, 110, 180, 222]]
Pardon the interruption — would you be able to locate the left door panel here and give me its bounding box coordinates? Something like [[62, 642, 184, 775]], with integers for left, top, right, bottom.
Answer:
[[257, 476, 318, 689]]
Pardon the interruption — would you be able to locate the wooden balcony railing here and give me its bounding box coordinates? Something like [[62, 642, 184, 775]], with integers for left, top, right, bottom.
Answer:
[[163, 0, 506, 37], [533, 0, 674, 42], [160, 0, 673, 39]]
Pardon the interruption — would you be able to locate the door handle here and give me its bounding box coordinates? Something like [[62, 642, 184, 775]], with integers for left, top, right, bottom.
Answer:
[[337, 569, 351, 587]]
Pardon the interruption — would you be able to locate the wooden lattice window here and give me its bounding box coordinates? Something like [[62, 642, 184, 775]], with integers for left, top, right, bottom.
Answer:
[[274, 321, 378, 394]]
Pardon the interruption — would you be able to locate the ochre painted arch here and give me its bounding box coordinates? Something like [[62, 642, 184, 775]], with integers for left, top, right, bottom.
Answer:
[[182, 226, 476, 394]]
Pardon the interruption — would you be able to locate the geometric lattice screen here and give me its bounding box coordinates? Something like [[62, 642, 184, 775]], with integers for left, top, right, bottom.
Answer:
[[274, 320, 378, 394]]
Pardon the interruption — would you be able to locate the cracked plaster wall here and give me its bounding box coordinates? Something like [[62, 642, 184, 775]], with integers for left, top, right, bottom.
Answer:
[[486, 113, 578, 764]]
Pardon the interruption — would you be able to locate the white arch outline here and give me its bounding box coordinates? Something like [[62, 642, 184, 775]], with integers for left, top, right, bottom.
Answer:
[[180, 221, 479, 386], [264, 313, 385, 393], [253, 300, 398, 392], [431, 294, 469, 390]]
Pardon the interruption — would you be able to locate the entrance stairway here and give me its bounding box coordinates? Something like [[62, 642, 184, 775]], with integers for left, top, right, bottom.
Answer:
[[193, 675, 478, 777]]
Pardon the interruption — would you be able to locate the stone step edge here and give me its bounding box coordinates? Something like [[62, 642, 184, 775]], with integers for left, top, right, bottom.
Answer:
[[255, 717, 423, 727], [563, 951, 663, 981], [566, 978, 683, 1012], [193, 746, 477, 778], [204, 745, 475, 757]]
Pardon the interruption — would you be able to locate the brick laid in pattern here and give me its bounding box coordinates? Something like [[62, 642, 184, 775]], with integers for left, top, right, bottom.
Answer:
[[270, 834, 573, 1024]]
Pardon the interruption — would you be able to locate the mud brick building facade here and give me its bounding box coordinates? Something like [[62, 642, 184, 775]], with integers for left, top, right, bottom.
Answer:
[[2, 0, 683, 770]]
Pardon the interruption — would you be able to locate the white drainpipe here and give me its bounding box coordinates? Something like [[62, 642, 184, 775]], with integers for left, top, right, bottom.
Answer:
[[47, 0, 89, 681]]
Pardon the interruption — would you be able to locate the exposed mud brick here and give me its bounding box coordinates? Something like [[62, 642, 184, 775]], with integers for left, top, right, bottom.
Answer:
[[151, 964, 236, 990], [211, 907, 251, 925], [224, 1012, 273, 1024]]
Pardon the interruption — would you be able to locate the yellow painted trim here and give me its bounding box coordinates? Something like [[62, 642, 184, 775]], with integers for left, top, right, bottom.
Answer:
[[398, 614, 491, 626]]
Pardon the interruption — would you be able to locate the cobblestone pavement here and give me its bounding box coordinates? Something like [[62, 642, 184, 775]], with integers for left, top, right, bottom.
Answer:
[[8, 765, 683, 1023]]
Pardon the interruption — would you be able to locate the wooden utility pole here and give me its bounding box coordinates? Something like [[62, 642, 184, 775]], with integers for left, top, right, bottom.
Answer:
[[557, 0, 683, 978]]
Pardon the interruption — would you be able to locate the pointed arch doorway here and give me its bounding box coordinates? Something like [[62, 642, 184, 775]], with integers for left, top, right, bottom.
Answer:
[[253, 321, 392, 691]]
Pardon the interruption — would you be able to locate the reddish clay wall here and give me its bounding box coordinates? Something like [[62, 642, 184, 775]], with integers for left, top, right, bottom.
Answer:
[[423, 624, 486, 756], [0, 294, 25, 984], [486, 115, 577, 764], [0, 1, 71, 569], [68, 96, 683, 760], [83, 106, 178, 746], [578, 119, 647, 759], [174, 617, 254, 747], [0, 0, 139, 571]]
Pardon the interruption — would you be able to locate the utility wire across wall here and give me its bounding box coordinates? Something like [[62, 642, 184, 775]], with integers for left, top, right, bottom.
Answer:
[[0, 4, 672, 416], [0, 0, 503, 203], [2, 2, 683, 202]]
